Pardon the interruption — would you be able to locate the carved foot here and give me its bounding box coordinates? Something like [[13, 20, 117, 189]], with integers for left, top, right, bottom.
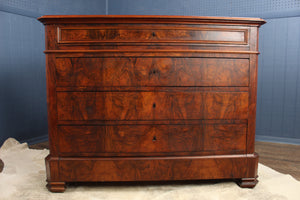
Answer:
[[0, 158, 4, 173], [46, 181, 66, 192], [237, 177, 258, 188]]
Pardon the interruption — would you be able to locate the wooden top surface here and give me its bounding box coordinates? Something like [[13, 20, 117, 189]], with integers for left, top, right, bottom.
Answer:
[[38, 15, 266, 26]]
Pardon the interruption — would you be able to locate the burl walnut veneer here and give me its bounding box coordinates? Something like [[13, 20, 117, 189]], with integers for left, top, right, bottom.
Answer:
[[38, 15, 265, 192]]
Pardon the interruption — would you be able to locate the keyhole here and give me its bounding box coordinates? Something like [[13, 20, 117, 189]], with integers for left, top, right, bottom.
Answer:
[[153, 103, 156, 108], [152, 136, 157, 142], [152, 32, 156, 37], [153, 70, 156, 74]]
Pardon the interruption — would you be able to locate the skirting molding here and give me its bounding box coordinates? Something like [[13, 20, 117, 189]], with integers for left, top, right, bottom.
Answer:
[[20, 134, 48, 145], [256, 135, 300, 145]]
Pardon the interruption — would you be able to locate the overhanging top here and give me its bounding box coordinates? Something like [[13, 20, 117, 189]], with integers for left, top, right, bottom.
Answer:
[[38, 15, 266, 26]]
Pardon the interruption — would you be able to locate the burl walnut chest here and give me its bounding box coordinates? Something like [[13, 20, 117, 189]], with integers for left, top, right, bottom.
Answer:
[[38, 15, 265, 192]]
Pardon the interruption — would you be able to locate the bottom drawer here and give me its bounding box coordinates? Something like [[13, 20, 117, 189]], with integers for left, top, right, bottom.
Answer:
[[57, 124, 246, 156], [57, 155, 252, 182]]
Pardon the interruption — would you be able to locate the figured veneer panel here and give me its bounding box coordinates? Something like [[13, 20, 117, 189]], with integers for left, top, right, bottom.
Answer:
[[55, 57, 249, 87], [58, 27, 247, 44], [57, 126, 105, 154], [58, 155, 248, 182], [57, 124, 246, 155], [57, 91, 248, 121], [202, 124, 246, 151]]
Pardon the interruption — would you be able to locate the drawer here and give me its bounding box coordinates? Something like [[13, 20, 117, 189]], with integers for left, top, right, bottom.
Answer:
[[57, 124, 246, 156], [57, 91, 248, 121], [57, 26, 248, 45], [56, 57, 249, 87]]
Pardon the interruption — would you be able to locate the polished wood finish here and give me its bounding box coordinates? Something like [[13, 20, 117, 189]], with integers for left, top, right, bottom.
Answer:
[[46, 182, 66, 193], [57, 91, 248, 120], [58, 26, 248, 45], [27, 141, 300, 181], [55, 57, 249, 87], [38, 15, 265, 192], [57, 124, 247, 156], [58, 155, 252, 182]]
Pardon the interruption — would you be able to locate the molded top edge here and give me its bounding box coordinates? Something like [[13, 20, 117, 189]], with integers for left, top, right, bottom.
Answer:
[[38, 15, 266, 26]]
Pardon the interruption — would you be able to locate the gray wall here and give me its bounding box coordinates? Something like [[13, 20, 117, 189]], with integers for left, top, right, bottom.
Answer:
[[257, 17, 300, 144], [0, 0, 300, 145], [0, 0, 106, 144], [0, 11, 46, 144]]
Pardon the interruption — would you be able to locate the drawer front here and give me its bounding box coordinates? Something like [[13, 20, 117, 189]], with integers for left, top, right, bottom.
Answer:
[[58, 26, 248, 44], [57, 91, 248, 121], [57, 124, 246, 155], [56, 57, 249, 87]]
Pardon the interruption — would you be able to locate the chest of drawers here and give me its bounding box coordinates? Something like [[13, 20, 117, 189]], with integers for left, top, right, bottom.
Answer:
[[38, 15, 265, 192]]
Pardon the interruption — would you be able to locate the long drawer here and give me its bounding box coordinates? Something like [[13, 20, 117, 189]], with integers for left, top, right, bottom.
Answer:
[[55, 57, 249, 87], [57, 26, 248, 45], [57, 91, 248, 121], [57, 124, 247, 156]]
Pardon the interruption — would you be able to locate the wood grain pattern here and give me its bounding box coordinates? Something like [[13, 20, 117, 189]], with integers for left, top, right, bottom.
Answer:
[[29, 141, 300, 181], [58, 27, 247, 44], [256, 141, 300, 181], [45, 53, 59, 156], [58, 155, 250, 182], [57, 91, 248, 121], [57, 124, 246, 155], [56, 57, 249, 87], [247, 27, 259, 153], [38, 15, 265, 192]]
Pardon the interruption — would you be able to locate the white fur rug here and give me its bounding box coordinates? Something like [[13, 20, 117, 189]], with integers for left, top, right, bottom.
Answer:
[[0, 138, 300, 200]]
